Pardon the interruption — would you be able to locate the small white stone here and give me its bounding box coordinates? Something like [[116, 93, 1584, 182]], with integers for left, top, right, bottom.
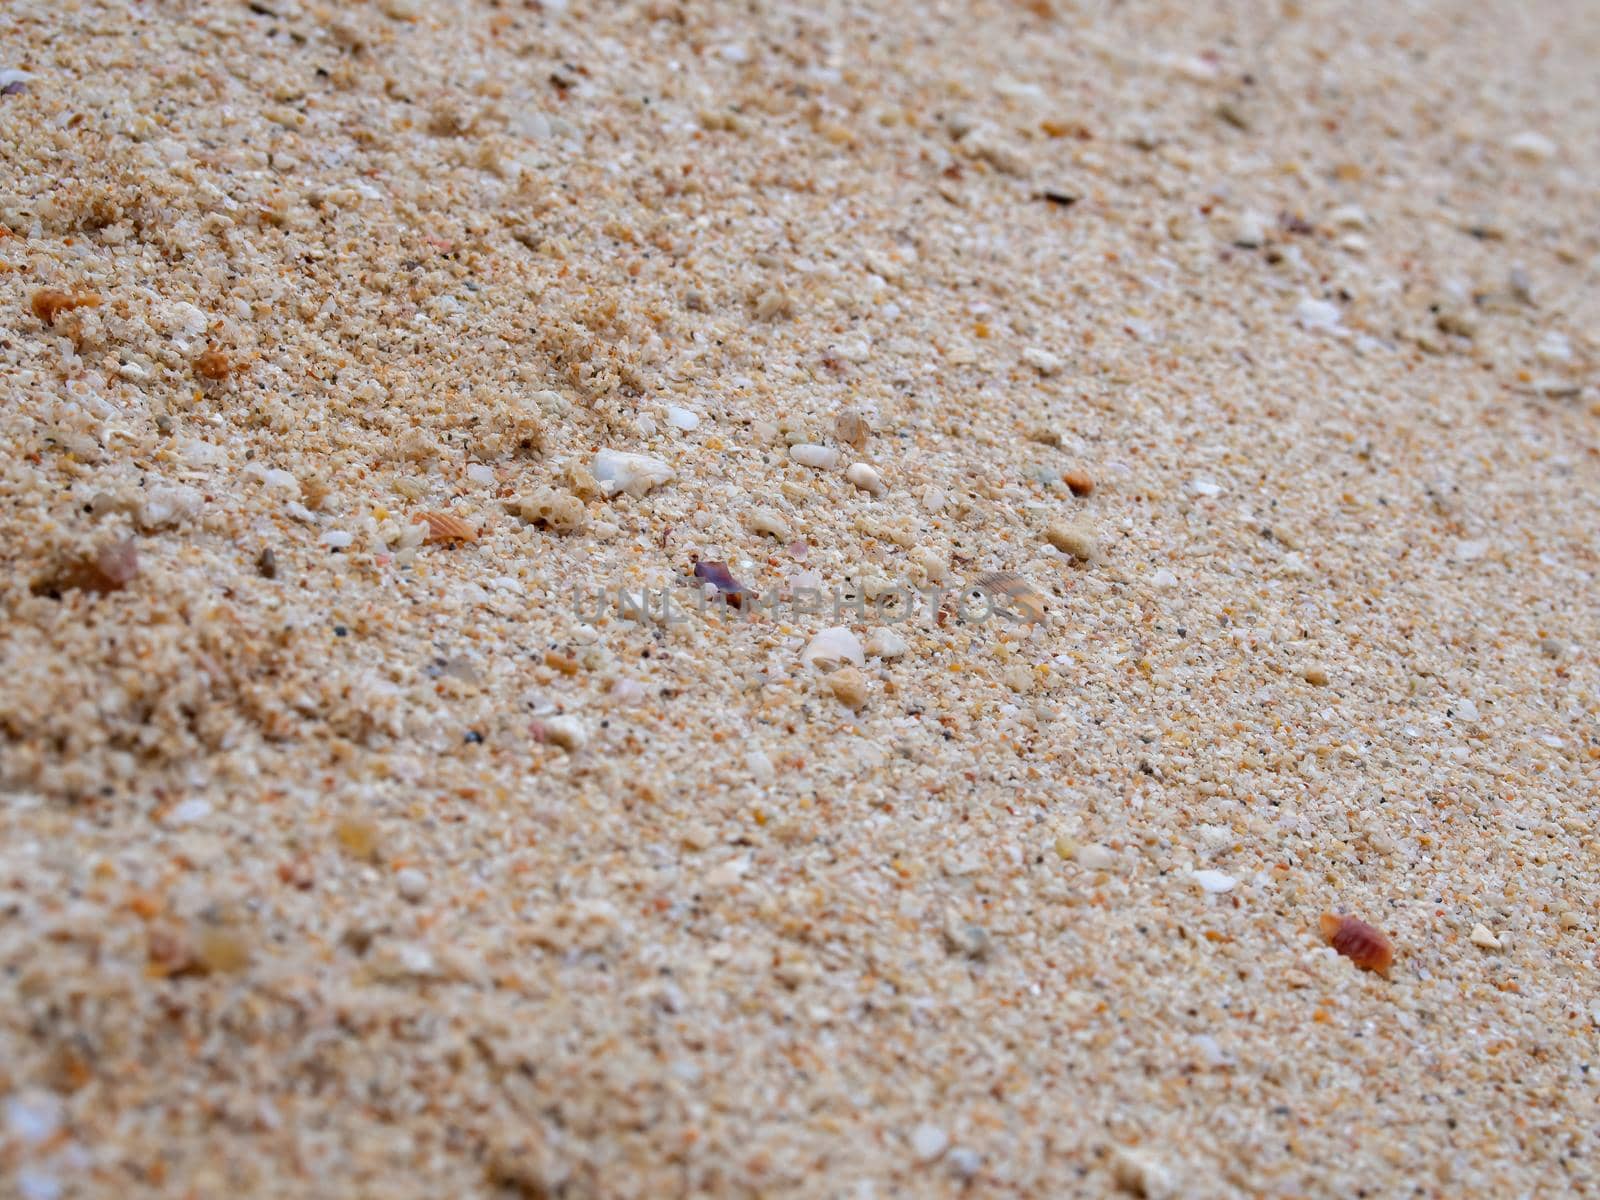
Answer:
[[1294, 297, 1343, 331], [1470, 923, 1501, 950], [947, 1147, 982, 1179], [1188, 477, 1222, 498], [466, 463, 496, 484], [745, 750, 776, 784], [1325, 204, 1369, 230], [137, 485, 203, 530], [802, 626, 865, 670], [745, 507, 792, 541], [1022, 346, 1063, 375], [1536, 331, 1573, 364], [789, 443, 840, 470], [167, 798, 211, 826], [910, 1123, 949, 1161], [1110, 1145, 1173, 1197], [1454, 539, 1489, 562], [1453, 698, 1480, 721], [396, 868, 428, 903], [865, 627, 909, 660], [541, 715, 587, 752], [1507, 130, 1556, 162], [846, 462, 884, 495], [262, 468, 300, 495], [1151, 567, 1178, 590], [1229, 211, 1267, 247], [665, 405, 701, 431], [592, 449, 674, 498], [321, 529, 354, 549], [1075, 842, 1116, 871], [1193, 869, 1237, 894], [5, 1091, 63, 1145]]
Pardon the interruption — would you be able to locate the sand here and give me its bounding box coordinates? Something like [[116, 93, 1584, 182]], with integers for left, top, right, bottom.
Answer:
[[2, 0, 1598, 1195]]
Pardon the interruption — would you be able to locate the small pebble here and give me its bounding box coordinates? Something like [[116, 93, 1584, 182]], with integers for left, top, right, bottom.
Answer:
[[746, 507, 792, 541], [846, 462, 885, 496], [1193, 869, 1237, 894], [1063, 470, 1095, 497], [947, 1147, 982, 1179], [1022, 346, 1063, 375], [1470, 923, 1501, 950], [1046, 522, 1097, 561], [911, 1123, 949, 1161], [1151, 568, 1178, 590], [592, 449, 674, 498], [865, 627, 908, 659], [790, 443, 840, 470], [540, 715, 588, 752], [835, 408, 870, 448], [665, 405, 700, 431], [1302, 665, 1329, 686], [802, 626, 865, 670], [826, 666, 869, 709], [1110, 1146, 1173, 1198], [1507, 130, 1556, 162], [1229, 211, 1267, 248], [1295, 297, 1342, 331], [1072, 842, 1116, 871], [396, 868, 428, 903]]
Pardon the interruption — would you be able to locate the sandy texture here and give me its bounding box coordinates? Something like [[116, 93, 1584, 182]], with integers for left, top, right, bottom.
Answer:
[[2, 0, 1598, 1195]]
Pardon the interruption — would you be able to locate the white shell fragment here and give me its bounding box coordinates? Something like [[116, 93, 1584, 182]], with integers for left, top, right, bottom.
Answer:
[[801, 626, 864, 670], [789, 443, 840, 470], [592, 449, 674, 498]]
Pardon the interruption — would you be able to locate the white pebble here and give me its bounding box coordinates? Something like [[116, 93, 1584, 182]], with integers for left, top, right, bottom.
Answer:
[[136, 485, 203, 531], [865, 627, 908, 660], [592, 449, 674, 498], [466, 463, 496, 485], [1507, 130, 1556, 162], [1151, 568, 1178, 590], [321, 530, 354, 549], [846, 462, 885, 495], [1453, 698, 1480, 721], [910, 1123, 949, 1162], [166, 798, 212, 826], [1111, 1146, 1173, 1197], [1022, 346, 1063, 375], [1193, 869, 1237, 894], [789, 443, 839, 470], [396, 868, 429, 903], [745, 750, 776, 784], [1325, 204, 1369, 230], [541, 715, 587, 752], [1294, 297, 1343, 331], [1188, 477, 1222, 498], [1229, 211, 1267, 247], [1075, 842, 1116, 871], [1536, 331, 1573, 364], [802, 626, 864, 670], [665, 405, 701, 431], [5, 1091, 62, 1145], [263, 468, 300, 495], [1470, 923, 1501, 950], [947, 1147, 982, 1179]]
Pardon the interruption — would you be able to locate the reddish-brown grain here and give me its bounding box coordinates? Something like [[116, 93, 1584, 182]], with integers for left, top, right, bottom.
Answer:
[[30, 288, 102, 326], [1320, 913, 1394, 977]]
